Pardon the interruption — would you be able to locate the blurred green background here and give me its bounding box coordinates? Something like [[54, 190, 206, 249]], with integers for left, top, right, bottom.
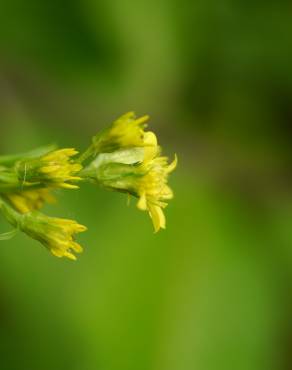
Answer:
[[0, 1, 292, 369]]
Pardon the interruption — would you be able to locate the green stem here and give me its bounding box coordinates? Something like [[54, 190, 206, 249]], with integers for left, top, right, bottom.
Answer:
[[76, 145, 95, 164], [0, 196, 22, 228]]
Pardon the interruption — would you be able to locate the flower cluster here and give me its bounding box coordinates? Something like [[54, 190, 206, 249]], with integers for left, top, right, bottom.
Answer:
[[85, 112, 177, 232], [19, 212, 87, 260], [16, 148, 82, 189], [0, 112, 177, 260]]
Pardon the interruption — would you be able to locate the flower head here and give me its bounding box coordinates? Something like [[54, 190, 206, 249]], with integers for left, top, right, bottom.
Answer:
[[16, 148, 82, 189], [91, 149, 177, 232], [135, 154, 177, 232], [84, 113, 177, 232], [92, 112, 152, 154], [19, 211, 87, 260], [5, 188, 56, 214]]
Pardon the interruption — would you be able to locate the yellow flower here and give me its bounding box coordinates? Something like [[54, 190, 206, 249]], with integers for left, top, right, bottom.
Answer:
[[106, 127, 177, 232], [90, 149, 177, 233], [16, 148, 82, 189], [5, 188, 56, 214], [135, 154, 177, 232], [19, 211, 87, 260], [82, 112, 177, 232], [93, 112, 151, 153]]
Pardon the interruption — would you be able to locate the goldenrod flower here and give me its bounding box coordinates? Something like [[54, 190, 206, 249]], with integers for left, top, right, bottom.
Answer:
[[92, 112, 151, 153], [135, 154, 177, 232], [19, 211, 87, 260], [89, 149, 177, 232], [5, 189, 56, 214], [16, 148, 82, 189], [83, 113, 177, 232]]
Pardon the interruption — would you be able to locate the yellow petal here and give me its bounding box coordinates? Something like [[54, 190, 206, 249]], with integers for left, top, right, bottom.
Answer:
[[143, 132, 159, 161], [137, 193, 147, 210], [143, 131, 157, 146], [74, 224, 88, 233], [148, 204, 166, 233], [160, 185, 174, 200], [63, 251, 77, 261], [71, 242, 83, 253], [135, 115, 150, 126], [43, 148, 78, 161], [58, 183, 79, 189], [50, 248, 64, 258], [41, 165, 60, 173], [166, 154, 178, 173]]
